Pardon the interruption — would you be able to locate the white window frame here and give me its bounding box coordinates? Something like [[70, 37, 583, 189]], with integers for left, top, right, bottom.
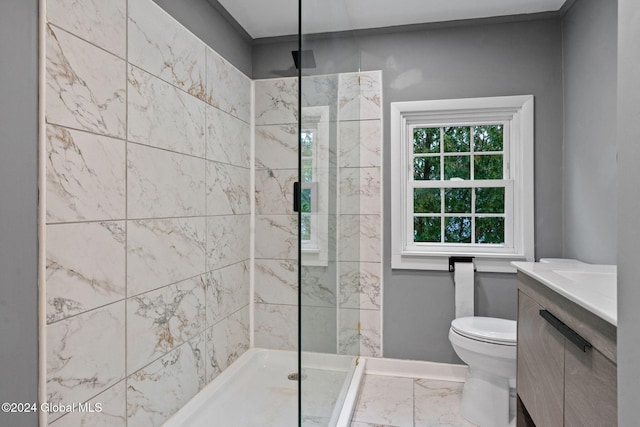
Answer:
[[390, 95, 534, 273]]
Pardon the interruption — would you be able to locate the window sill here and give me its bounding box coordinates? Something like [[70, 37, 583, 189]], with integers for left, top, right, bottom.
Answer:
[[392, 252, 531, 273]]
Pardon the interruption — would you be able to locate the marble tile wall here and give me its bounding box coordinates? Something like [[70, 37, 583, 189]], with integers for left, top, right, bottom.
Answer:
[[44, 0, 250, 425]]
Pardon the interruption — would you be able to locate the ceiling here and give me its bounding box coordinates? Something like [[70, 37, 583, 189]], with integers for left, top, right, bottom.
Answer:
[[217, 0, 568, 39]]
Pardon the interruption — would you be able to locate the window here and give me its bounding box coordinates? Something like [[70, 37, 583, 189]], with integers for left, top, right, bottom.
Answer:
[[391, 96, 534, 272], [300, 128, 318, 249]]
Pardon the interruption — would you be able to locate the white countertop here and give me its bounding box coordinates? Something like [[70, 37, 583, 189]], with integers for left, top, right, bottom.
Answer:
[[512, 262, 617, 326]]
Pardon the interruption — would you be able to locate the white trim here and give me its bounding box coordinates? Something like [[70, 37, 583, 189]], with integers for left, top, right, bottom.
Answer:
[[391, 95, 535, 272], [363, 356, 468, 382], [249, 80, 256, 348], [335, 358, 366, 427]]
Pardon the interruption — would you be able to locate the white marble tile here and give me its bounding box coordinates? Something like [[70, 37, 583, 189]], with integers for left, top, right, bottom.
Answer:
[[46, 125, 126, 223], [47, 0, 126, 58], [255, 168, 297, 215], [46, 24, 126, 139], [359, 309, 382, 358], [300, 306, 337, 354], [46, 222, 125, 323], [254, 303, 298, 351], [206, 215, 250, 271], [128, 66, 206, 158], [128, 0, 206, 100], [206, 306, 250, 382], [414, 379, 476, 427], [301, 75, 339, 113], [127, 217, 206, 297], [127, 143, 205, 219], [206, 48, 251, 123], [301, 265, 337, 308], [255, 259, 298, 305], [338, 308, 360, 356], [255, 215, 298, 260], [47, 302, 125, 422], [206, 261, 250, 326], [255, 124, 298, 170], [255, 78, 298, 125], [339, 215, 382, 263], [350, 422, 399, 427], [352, 375, 414, 426], [50, 381, 126, 427], [338, 71, 382, 121], [206, 105, 250, 168], [127, 334, 205, 427], [127, 276, 206, 374], [339, 120, 382, 168], [206, 160, 250, 215], [339, 262, 381, 310], [339, 167, 381, 215]]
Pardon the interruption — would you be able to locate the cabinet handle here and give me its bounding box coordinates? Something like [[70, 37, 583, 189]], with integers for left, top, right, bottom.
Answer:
[[539, 309, 592, 352]]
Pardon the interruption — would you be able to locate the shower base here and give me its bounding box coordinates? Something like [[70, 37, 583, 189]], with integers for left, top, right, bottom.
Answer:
[[163, 348, 364, 427]]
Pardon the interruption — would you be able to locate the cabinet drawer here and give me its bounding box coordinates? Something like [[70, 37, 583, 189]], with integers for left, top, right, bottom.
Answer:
[[517, 290, 564, 427]]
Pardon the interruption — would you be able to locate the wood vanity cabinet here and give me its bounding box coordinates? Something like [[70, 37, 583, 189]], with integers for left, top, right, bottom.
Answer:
[[516, 272, 617, 427]]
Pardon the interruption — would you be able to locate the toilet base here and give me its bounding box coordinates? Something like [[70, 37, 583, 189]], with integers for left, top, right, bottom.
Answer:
[[460, 368, 514, 427]]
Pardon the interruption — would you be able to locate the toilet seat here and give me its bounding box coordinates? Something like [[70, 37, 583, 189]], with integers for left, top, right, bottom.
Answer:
[[451, 317, 516, 346]]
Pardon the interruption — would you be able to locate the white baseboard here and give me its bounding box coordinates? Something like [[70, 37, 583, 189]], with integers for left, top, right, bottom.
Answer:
[[363, 356, 468, 382]]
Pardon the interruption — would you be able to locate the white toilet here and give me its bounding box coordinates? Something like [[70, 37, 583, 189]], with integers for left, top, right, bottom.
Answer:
[[448, 261, 517, 427]]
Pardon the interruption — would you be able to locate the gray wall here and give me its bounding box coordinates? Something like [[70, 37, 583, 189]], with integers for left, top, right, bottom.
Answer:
[[617, 0, 640, 424], [153, 0, 253, 76], [254, 18, 564, 363], [0, 0, 39, 426], [562, 0, 618, 264]]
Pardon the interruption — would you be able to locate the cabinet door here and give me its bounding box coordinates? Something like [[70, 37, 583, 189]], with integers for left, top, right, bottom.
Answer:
[[565, 343, 617, 427], [517, 291, 564, 427]]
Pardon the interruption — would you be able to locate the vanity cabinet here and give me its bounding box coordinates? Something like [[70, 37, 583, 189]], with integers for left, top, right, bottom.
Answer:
[[516, 272, 617, 427]]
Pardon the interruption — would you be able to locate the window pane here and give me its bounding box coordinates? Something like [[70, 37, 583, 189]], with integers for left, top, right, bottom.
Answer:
[[444, 156, 470, 180], [414, 188, 441, 213], [414, 157, 440, 180], [414, 217, 441, 242], [473, 125, 503, 152], [444, 127, 470, 152], [301, 214, 311, 241], [301, 131, 313, 157], [445, 188, 471, 213], [445, 217, 472, 243], [476, 187, 505, 213], [302, 159, 313, 182], [301, 188, 312, 213], [474, 155, 503, 180], [476, 217, 505, 244], [414, 127, 440, 154]]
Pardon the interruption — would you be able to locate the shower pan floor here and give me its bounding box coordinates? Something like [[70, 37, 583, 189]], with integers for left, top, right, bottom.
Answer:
[[163, 348, 358, 427]]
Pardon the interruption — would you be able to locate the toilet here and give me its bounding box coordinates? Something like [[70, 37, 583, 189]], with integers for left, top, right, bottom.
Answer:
[[448, 260, 517, 427]]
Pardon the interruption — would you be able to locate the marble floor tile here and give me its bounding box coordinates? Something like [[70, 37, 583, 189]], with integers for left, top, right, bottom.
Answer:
[[414, 379, 477, 427], [352, 375, 414, 427]]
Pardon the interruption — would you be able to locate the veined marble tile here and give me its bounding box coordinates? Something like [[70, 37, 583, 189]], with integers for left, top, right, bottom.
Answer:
[[338, 71, 382, 121], [339, 215, 381, 263], [206, 105, 250, 168], [300, 306, 337, 354], [414, 379, 475, 427], [255, 168, 297, 215], [128, 0, 206, 100], [50, 381, 126, 427], [300, 264, 337, 308], [255, 124, 298, 170], [255, 215, 298, 260], [255, 78, 298, 125], [254, 259, 297, 305], [46, 221, 125, 323], [339, 262, 381, 310], [127, 143, 205, 219], [338, 120, 382, 168], [301, 75, 338, 113], [206, 160, 250, 216], [127, 334, 205, 427], [46, 24, 126, 139], [352, 375, 414, 426], [206, 261, 250, 326], [127, 276, 206, 374], [206, 48, 251, 123], [47, 302, 125, 422], [128, 66, 206, 158], [206, 215, 250, 271], [359, 309, 382, 357], [47, 0, 126, 58], [46, 125, 125, 223], [127, 217, 206, 296], [338, 308, 360, 357], [254, 303, 298, 351], [206, 306, 250, 383], [339, 167, 381, 215]]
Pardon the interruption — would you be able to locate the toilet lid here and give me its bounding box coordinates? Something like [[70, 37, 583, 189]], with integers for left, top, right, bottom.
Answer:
[[451, 317, 517, 345]]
